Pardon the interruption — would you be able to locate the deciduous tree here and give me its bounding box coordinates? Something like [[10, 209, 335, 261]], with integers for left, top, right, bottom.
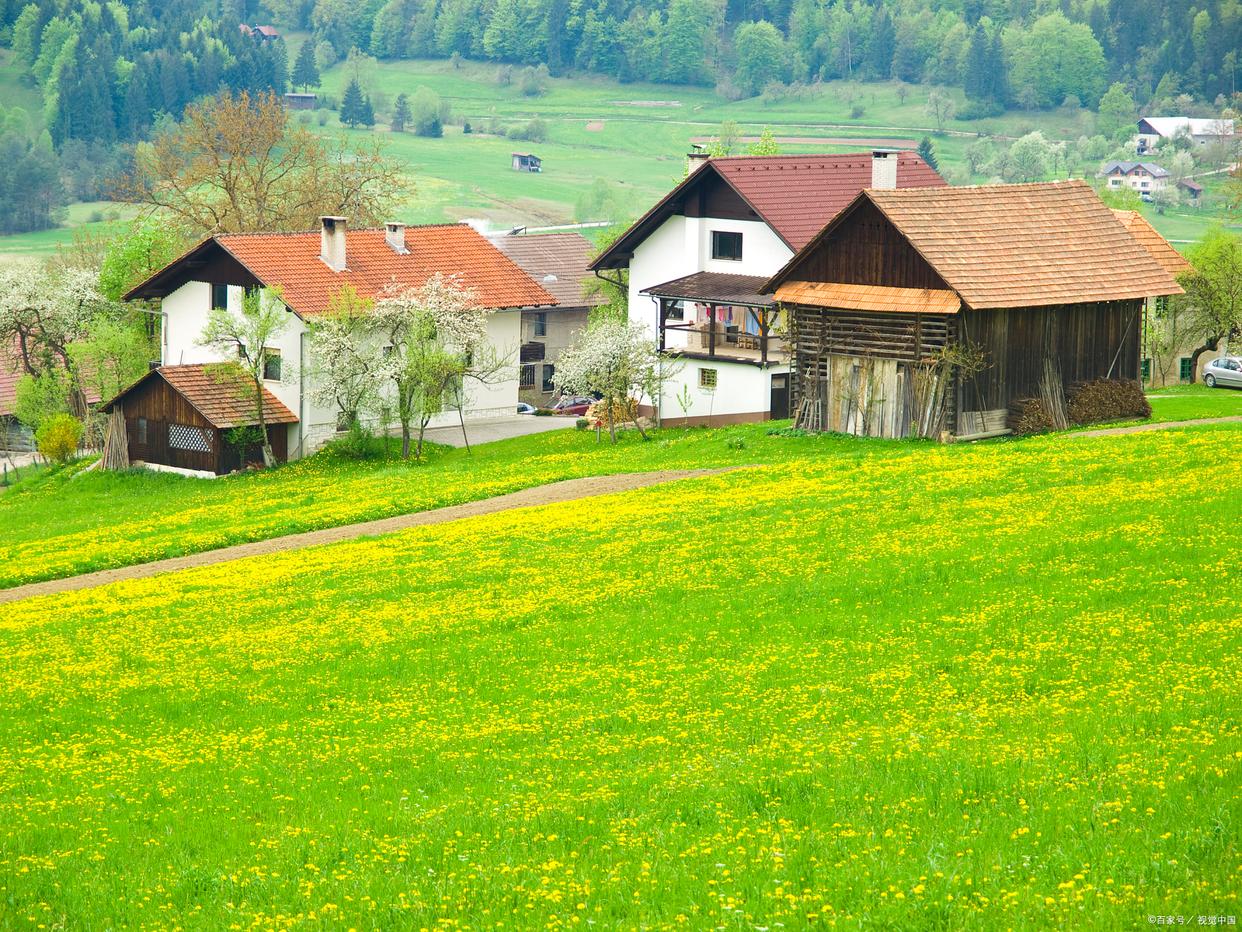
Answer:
[[1178, 230, 1242, 381], [118, 91, 410, 236]]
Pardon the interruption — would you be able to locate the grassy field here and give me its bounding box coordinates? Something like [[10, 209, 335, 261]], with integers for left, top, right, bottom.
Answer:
[[0, 422, 1238, 928], [5, 384, 1240, 589], [0, 55, 1235, 256]]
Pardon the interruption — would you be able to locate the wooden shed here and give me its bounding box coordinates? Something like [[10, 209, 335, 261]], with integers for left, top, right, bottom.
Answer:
[[103, 364, 297, 475], [512, 153, 542, 173], [764, 181, 1183, 439]]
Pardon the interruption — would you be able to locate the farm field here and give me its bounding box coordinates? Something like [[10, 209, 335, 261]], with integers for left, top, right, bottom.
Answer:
[[0, 424, 1239, 928], [1, 56, 1236, 257], [4, 384, 1241, 590]]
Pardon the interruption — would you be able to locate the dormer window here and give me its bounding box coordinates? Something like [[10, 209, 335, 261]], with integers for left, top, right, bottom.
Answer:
[[711, 230, 743, 261]]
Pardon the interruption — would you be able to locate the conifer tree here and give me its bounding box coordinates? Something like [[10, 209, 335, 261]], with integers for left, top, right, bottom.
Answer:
[[917, 136, 939, 172], [391, 93, 411, 132], [340, 78, 365, 127], [292, 40, 320, 91], [359, 95, 376, 128]]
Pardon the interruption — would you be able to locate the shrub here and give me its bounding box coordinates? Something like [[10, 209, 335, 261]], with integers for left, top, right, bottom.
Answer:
[[1067, 378, 1151, 425], [36, 413, 83, 464], [333, 421, 384, 460], [508, 117, 547, 143], [958, 99, 1005, 120], [462, 121, 472, 134], [575, 417, 589, 430], [725, 436, 747, 450], [316, 108, 329, 126], [533, 407, 553, 416], [518, 64, 549, 97], [849, 103, 865, 119]]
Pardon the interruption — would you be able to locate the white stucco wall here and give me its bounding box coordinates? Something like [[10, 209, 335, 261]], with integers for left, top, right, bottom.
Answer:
[[160, 283, 521, 458], [626, 214, 793, 419]]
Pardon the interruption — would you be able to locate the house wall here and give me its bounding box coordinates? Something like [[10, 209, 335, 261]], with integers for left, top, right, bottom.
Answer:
[[647, 358, 790, 425], [519, 307, 589, 406], [628, 214, 791, 345], [161, 282, 523, 458]]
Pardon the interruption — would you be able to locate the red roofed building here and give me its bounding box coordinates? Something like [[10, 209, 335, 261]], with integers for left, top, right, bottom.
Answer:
[[590, 150, 946, 426], [123, 219, 556, 463]]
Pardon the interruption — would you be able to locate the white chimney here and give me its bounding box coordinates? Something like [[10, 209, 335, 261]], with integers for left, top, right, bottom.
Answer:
[[320, 216, 348, 271], [871, 149, 898, 190], [385, 221, 408, 254], [687, 144, 710, 175]]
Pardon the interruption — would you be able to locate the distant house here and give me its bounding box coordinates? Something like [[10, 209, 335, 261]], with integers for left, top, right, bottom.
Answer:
[[763, 181, 1182, 439], [1136, 117, 1236, 154], [493, 232, 605, 405], [512, 153, 542, 173], [590, 149, 946, 426], [283, 92, 318, 111], [118, 218, 556, 469], [0, 341, 30, 453], [240, 23, 281, 41], [1178, 178, 1204, 200], [1101, 161, 1169, 197]]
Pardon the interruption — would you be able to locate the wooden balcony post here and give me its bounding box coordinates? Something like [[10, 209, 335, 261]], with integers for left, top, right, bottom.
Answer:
[[708, 305, 716, 357], [658, 298, 667, 352], [759, 306, 770, 366]]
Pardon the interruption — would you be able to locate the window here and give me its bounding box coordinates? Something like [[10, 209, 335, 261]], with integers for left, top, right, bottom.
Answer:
[[699, 367, 718, 389], [136, 417, 148, 444], [263, 349, 281, 382], [541, 364, 555, 393], [211, 283, 229, 310], [519, 364, 536, 389], [1141, 358, 1151, 382], [533, 312, 547, 337], [711, 230, 743, 261], [664, 300, 685, 321], [1179, 357, 1193, 382]]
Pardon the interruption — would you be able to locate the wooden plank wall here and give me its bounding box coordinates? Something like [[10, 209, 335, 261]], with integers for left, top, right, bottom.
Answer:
[[121, 376, 221, 473], [956, 300, 1142, 416], [795, 201, 951, 289]]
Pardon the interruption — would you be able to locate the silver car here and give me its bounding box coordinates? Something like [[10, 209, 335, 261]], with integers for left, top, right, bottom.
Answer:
[[1204, 356, 1242, 388]]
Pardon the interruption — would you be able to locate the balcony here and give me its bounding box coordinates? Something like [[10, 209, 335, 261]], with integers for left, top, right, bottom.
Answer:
[[641, 271, 789, 367]]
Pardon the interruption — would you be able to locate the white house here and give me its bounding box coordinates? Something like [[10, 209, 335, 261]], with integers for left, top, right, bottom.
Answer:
[[589, 150, 946, 425], [1100, 160, 1170, 196], [1136, 117, 1236, 154], [122, 218, 556, 465]]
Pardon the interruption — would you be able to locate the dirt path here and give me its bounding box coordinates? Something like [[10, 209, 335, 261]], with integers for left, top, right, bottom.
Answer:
[[0, 469, 737, 605], [1073, 416, 1242, 438]]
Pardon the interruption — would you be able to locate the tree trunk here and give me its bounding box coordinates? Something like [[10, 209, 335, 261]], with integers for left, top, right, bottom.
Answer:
[[253, 376, 275, 467], [401, 422, 412, 459], [457, 399, 471, 453], [606, 397, 616, 444], [1187, 337, 1221, 384]]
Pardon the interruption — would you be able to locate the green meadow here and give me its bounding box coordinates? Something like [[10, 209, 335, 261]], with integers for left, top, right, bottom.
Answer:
[[0, 420, 1239, 929], [1, 55, 1235, 256]]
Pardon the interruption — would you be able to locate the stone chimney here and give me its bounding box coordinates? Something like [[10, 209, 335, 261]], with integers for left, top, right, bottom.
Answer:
[[320, 216, 348, 271], [385, 221, 408, 254], [871, 149, 898, 190]]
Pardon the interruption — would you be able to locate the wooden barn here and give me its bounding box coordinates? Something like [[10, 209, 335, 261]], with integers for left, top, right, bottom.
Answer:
[[764, 181, 1183, 440], [103, 364, 298, 476]]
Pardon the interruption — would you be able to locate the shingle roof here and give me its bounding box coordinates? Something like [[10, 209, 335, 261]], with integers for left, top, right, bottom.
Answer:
[[640, 271, 774, 307], [492, 232, 604, 309], [1111, 210, 1191, 277], [127, 224, 557, 316], [1139, 117, 1235, 137], [711, 153, 948, 251], [591, 151, 946, 269], [106, 364, 298, 429], [773, 282, 961, 315], [784, 181, 1182, 309], [1101, 161, 1169, 178]]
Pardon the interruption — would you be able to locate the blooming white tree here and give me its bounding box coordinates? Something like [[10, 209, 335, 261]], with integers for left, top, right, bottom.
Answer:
[[553, 318, 669, 443], [307, 284, 385, 433], [372, 273, 488, 459]]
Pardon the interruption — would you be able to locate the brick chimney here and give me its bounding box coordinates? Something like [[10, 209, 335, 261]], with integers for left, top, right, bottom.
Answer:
[[385, 221, 408, 254], [687, 144, 709, 175], [320, 216, 348, 271], [871, 149, 898, 190]]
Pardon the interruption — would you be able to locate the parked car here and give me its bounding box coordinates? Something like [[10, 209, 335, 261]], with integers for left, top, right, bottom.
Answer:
[[516, 402, 536, 415], [551, 395, 595, 416], [1203, 356, 1242, 388]]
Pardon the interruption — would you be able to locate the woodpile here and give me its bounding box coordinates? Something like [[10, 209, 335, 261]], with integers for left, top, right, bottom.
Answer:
[[99, 406, 130, 471]]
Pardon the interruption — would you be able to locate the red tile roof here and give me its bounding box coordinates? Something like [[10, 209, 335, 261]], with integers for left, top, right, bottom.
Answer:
[[127, 224, 557, 317], [106, 364, 298, 429], [710, 153, 947, 251], [592, 151, 946, 269]]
